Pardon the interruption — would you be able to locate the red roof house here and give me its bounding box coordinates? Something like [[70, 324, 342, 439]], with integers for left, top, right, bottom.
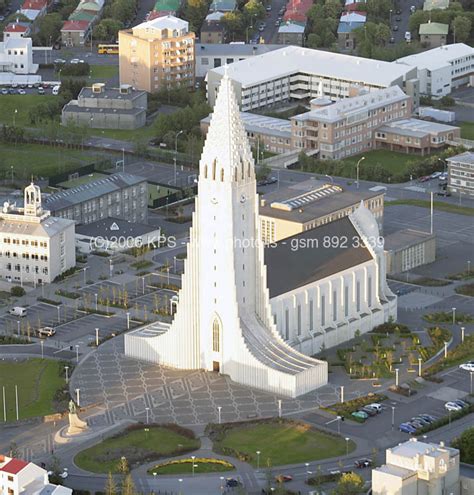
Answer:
[[0, 459, 29, 475]]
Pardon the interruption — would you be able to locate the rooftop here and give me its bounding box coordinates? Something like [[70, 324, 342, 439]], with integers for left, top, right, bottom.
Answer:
[[373, 464, 417, 479], [293, 86, 408, 124], [389, 439, 458, 459], [278, 21, 306, 34], [339, 12, 366, 23], [153, 0, 180, 11], [197, 43, 281, 56], [210, 46, 416, 88], [337, 21, 365, 34], [209, 0, 236, 11], [4, 22, 31, 33], [76, 217, 158, 238], [384, 228, 434, 251], [0, 458, 29, 475], [259, 180, 383, 223], [378, 118, 459, 138], [44, 173, 146, 211], [423, 0, 449, 10], [0, 214, 74, 237], [419, 22, 449, 35], [78, 85, 146, 101], [447, 151, 474, 165], [61, 20, 91, 31], [396, 43, 474, 71], [205, 10, 224, 21], [265, 216, 372, 297], [134, 14, 188, 32]]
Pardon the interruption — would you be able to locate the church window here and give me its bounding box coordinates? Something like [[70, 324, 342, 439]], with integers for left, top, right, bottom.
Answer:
[[234, 168, 238, 181], [321, 295, 326, 326], [309, 300, 314, 331], [241, 159, 245, 179], [344, 286, 349, 317], [285, 309, 289, 340], [204, 165, 208, 178], [297, 305, 301, 335], [212, 159, 217, 180], [333, 290, 337, 321], [220, 168, 224, 181], [356, 281, 361, 312], [212, 319, 220, 352], [247, 163, 251, 177]]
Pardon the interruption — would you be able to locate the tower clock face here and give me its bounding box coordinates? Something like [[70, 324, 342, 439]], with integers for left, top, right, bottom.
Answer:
[[240, 194, 246, 204]]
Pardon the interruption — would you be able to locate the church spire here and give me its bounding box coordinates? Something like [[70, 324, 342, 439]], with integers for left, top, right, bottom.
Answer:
[[199, 70, 255, 182]]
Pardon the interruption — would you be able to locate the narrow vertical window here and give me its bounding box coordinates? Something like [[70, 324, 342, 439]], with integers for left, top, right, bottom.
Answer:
[[285, 309, 289, 340], [297, 305, 301, 336], [212, 319, 220, 352], [309, 299, 314, 331], [344, 286, 349, 317], [333, 290, 337, 321]]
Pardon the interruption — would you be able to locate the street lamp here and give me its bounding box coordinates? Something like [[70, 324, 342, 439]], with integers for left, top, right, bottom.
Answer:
[[461, 326, 465, 343], [444, 341, 448, 359], [17, 320, 20, 336], [109, 259, 113, 278], [418, 357, 422, 377], [277, 399, 282, 418], [395, 368, 399, 387], [145, 407, 150, 424], [217, 406, 222, 424], [256, 451, 261, 471], [57, 306, 60, 324], [191, 456, 196, 476], [305, 462, 309, 482], [452, 307, 456, 325], [470, 371, 473, 395], [356, 156, 365, 189], [126, 312, 130, 330], [40, 340, 44, 359], [468, 260, 471, 275], [65, 366, 69, 384], [83, 266, 88, 285], [95, 327, 99, 347], [75, 388, 80, 406], [75, 344, 79, 363], [345, 437, 350, 456], [340, 385, 344, 404], [174, 130, 184, 185], [391, 406, 395, 430]]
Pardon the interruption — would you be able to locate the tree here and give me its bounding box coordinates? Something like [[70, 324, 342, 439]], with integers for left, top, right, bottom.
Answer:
[[323, 0, 343, 19], [244, 0, 265, 23], [221, 11, 246, 40], [109, 0, 136, 23], [117, 456, 129, 475], [105, 472, 117, 495], [335, 472, 365, 494], [183, 0, 209, 32], [8, 442, 20, 458], [93, 18, 124, 42], [11, 286, 26, 297], [35, 13, 63, 46], [452, 16, 472, 42], [452, 427, 474, 464], [121, 474, 135, 495]]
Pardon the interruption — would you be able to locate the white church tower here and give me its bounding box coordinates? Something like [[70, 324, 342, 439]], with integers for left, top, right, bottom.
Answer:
[[125, 72, 327, 397]]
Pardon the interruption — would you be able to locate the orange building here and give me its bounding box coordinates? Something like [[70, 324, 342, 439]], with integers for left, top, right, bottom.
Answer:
[[119, 15, 195, 93]]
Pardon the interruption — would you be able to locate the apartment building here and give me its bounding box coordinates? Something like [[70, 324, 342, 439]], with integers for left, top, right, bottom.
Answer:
[[291, 86, 412, 160], [119, 15, 195, 93], [3, 22, 32, 39], [375, 118, 460, 155], [0, 37, 38, 75], [396, 43, 474, 98], [418, 22, 448, 49], [0, 184, 75, 285], [372, 438, 460, 495], [44, 173, 148, 225], [447, 151, 474, 198], [259, 181, 384, 244], [206, 46, 420, 111], [0, 455, 72, 495]]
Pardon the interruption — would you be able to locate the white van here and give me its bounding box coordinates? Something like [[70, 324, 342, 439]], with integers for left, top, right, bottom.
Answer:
[[52, 85, 60, 95], [9, 307, 27, 317], [38, 327, 56, 338], [405, 31, 412, 43]]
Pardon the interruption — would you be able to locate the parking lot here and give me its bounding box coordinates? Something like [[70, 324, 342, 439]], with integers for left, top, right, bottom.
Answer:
[[124, 161, 197, 188]]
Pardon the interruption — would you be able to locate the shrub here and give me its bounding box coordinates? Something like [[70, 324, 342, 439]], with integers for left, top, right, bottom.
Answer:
[[417, 403, 474, 435], [60, 62, 90, 76], [451, 427, 474, 464], [11, 286, 25, 297], [455, 283, 474, 297], [322, 394, 387, 419], [371, 322, 411, 334], [37, 297, 62, 306], [55, 289, 80, 299]]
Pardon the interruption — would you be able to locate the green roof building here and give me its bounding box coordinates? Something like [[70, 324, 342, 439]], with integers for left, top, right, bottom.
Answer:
[[153, 0, 180, 12], [419, 22, 448, 48], [69, 10, 97, 21]]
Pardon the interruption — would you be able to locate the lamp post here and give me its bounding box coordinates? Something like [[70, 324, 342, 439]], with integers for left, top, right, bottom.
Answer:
[[57, 305, 60, 324], [75, 344, 79, 363], [470, 371, 473, 395], [83, 266, 88, 285], [17, 320, 20, 337], [461, 326, 465, 343], [40, 340, 44, 359], [142, 276, 145, 295], [452, 307, 456, 325], [174, 130, 184, 185], [126, 312, 130, 330], [391, 406, 395, 430], [95, 327, 99, 347], [395, 368, 399, 387], [65, 366, 69, 384], [217, 406, 222, 424], [145, 406, 150, 424], [468, 260, 471, 275], [256, 451, 261, 471], [75, 388, 80, 406], [418, 357, 422, 377], [191, 456, 196, 476], [345, 437, 350, 456], [109, 259, 113, 278], [277, 399, 282, 418], [340, 385, 344, 404], [444, 341, 448, 359], [356, 156, 365, 189]]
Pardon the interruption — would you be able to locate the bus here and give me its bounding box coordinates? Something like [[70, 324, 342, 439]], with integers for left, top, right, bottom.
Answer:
[[98, 44, 119, 54]]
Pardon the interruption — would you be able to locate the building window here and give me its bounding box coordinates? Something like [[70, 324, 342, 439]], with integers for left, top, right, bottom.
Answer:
[[212, 318, 220, 352], [356, 281, 361, 312], [297, 304, 301, 336], [309, 299, 314, 331], [344, 285, 349, 317], [321, 295, 325, 326], [285, 308, 289, 340], [368, 276, 372, 308], [333, 290, 337, 321]]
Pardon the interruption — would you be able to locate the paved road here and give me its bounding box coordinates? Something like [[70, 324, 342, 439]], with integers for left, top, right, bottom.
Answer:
[[390, 0, 424, 44]]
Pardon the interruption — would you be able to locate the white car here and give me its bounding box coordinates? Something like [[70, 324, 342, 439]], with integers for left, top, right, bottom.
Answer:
[[59, 469, 68, 479], [445, 402, 462, 412], [460, 362, 474, 372], [367, 403, 383, 413], [70, 58, 80, 64]]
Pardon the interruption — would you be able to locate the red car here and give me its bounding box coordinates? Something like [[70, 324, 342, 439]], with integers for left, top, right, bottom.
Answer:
[[275, 474, 293, 483], [418, 176, 431, 182]]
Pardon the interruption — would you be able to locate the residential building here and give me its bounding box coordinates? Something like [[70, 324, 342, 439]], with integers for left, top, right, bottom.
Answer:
[[372, 438, 460, 495], [419, 22, 448, 48], [153, 0, 180, 16], [118, 15, 195, 93], [205, 11, 224, 21], [207, 46, 420, 111], [374, 118, 460, 155], [61, 20, 92, 46], [19, 0, 47, 21], [124, 72, 396, 398], [337, 21, 365, 51], [283, 0, 312, 23], [291, 86, 412, 159], [0, 184, 75, 285], [200, 20, 226, 44], [340, 11, 366, 23], [195, 43, 281, 78], [423, 0, 450, 10], [61, 83, 147, 130], [76, 217, 161, 253], [447, 151, 474, 198], [3, 22, 32, 39], [44, 173, 148, 225], [277, 21, 305, 46], [396, 43, 474, 97], [201, 111, 292, 154], [209, 0, 236, 11], [0, 455, 72, 495], [258, 180, 384, 244], [0, 37, 38, 75], [384, 229, 436, 274]]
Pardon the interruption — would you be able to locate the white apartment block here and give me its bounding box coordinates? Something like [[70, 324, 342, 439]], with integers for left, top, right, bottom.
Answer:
[[372, 438, 460, 495], [0, 184, 76, 285], [396, 43, 474, 98], [0, 455, 72, 495], [206, 46, 419, 111], [0, 38, 38, 75], [447, 151, 474, 198]]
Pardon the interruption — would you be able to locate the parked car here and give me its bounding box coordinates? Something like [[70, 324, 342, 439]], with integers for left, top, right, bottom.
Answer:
[[265, 4, 271, 10], [9, 307, 27, 317], [361, 406, 377, 417], [419, 414, 436, 423], [399, 422, 417, 434], [460, 362, 474, 372], [17, 89, 26, 95], [1, 89, 8, 95], [352, 411, 368, 420], [37, 327, 56, 338], [54, 58, 66, 64], [225, 478, 241, 487], [367, 403, 383, 413], [437, 190, 451, 197], [354, 459, 372, 468], [453, 399, 469, 408], [445, 402, 463, 412], [70, 58, 80, 64], [439, 172, 448, 181], [430, 171, 442, 179], [392, 25, 399, 31], [411, 416, 430, 426], [275, 475, 293, 483], [37, 87, 45, 94], [389, 37, 395, 43], [409, 420, 424, 429], [418, 175, 430, 182]]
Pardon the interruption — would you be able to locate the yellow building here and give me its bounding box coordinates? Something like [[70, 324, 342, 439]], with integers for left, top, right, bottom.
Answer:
[[119, 15, 195, 93], [259, 180, 384, 244]]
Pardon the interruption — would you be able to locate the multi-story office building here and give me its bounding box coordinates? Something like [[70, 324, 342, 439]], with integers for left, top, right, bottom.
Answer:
[[119, 15, 195, 93], [0, 184, 75, 285], [396, 43, 474, 98], [44, 173, 148, 225], [372, 438, 460, 495], [291, 86, 412, 160], [447, 151, 474, 198], [259, 181, 384, 244], [206, 46, 420, 111]]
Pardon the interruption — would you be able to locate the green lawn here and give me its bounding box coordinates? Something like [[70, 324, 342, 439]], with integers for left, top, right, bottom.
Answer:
[[214, 422, 355, 467], [0, 143, 97, 179], [96, 124, 157, 141], [74, 425, 200, 473], [460, 122, 474, 140], [148, 458, 234, 475], [0, 95, 56, 127], [343, 150, 423, 175], [386, 199, 474, 216], [89, 65, 119, 81], [0, 359, 65, 421], [57, 172, 108, 188]]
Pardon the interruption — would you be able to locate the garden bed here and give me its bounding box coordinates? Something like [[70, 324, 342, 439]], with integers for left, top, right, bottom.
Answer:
[[455, 283, 474, 297], [423, 311, 473, 324], [55, 289, 80, 299], [147, 458, 234, 475], [321, 394, 387, 421]]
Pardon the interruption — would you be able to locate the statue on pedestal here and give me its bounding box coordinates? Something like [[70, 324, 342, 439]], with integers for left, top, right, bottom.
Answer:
[[67, 400, 88, 435]]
